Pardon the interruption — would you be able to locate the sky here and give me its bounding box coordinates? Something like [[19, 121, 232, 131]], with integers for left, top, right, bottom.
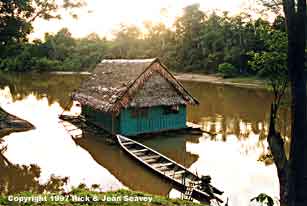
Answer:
[[31, 0, 257, 40]]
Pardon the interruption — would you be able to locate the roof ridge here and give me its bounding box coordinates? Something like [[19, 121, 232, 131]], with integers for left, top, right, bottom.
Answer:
[[100, 58, 157, 64]]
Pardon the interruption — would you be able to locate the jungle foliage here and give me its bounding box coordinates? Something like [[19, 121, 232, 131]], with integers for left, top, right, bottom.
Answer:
[[0, 2, 287, 76]]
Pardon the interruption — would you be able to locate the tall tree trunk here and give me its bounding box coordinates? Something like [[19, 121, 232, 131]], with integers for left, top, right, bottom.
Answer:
[[283, 0, 307, 205], [268, 104, 288, 205]]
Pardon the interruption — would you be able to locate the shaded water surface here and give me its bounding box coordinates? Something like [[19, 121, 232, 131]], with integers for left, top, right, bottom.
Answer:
[[0, 73, 289, 205]]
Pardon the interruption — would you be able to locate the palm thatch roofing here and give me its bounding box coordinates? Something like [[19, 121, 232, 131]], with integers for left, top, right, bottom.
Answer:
[[72, 58, 199, 115]]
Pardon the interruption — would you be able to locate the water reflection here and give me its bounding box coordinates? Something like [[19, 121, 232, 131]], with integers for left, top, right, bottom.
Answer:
[[0, 162, 68, 195], [0, 72, 87, 109], [74, 132, 173, 196], [183, 82, 272, 122], [73, 129, 205, 199], [0, 88, 123, 192], [181, 81, 292, 205], [0, 73, 292, 206], [186, 134, 279, 206]]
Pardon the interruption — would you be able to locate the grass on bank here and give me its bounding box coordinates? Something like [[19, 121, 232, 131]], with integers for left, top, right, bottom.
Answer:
[[0, 189, 202, 206]]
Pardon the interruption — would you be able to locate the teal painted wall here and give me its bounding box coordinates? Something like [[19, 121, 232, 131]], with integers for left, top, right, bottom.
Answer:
[[82, 105, 118, 133], [82, 105, 186, 136], [119, 105, 186, 136]]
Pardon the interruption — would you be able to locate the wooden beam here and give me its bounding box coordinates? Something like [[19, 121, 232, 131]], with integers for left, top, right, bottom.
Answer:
[[131, 149, 148, 154], [111, 113, 115, 135], [122, 142, 135, 146], [141, 155, 160, 161], [145, 158, 159, 163], [152, 162, 173, 168]]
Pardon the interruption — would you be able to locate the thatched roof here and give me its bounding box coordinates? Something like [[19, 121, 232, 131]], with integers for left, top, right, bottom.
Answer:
[[72, 58, 198, 114]]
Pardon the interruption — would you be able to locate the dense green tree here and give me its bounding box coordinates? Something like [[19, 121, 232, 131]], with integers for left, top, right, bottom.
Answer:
[[199, 12, 224, 73], [74, 33, 108, 69], [249, 29, 289, 205], [273, 15, 286, 32], [108, 24, 144, 59], [0, 0, 33, 45], [142, 22, 177, 68], [0, 0, 85, 71], [217, 63, 238, 78], [174, 4, 205, 71], [249, 29, 288, 80], [0, 0, 84, 46], [258, 0, 307, 205], [0, 2, 293, 75], [0, 28, 108, 71], [38, 29, 108, 71], [44, 28, 75, 61]]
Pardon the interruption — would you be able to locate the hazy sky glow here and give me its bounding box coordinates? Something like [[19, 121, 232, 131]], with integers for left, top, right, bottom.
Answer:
[[32, 0, 254, 39]]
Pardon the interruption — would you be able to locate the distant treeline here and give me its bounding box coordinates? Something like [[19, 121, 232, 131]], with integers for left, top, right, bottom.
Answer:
[[0, 4, 286, 76]]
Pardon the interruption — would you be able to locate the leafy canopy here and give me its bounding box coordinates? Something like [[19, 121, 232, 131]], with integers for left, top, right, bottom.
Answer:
[[0, 0, 84, 44]]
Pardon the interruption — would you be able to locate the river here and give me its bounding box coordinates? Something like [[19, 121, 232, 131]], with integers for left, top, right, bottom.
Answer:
[[0, 72, 290, 206]]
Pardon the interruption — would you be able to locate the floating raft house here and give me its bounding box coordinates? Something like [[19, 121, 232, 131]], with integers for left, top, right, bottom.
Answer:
[[72, 58, 199, 136]]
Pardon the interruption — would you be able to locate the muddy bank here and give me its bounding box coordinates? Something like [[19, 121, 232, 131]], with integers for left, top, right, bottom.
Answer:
[[44, 71, 266, 90], [0, 108, 34, 137], [50, 71, 91, 75], [174, 73, 267, 89]]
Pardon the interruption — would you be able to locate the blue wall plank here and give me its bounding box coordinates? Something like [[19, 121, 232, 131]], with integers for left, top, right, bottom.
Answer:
[[119, 105, 186, 136], [82, 105, 118, 133], [82, 105, 187, 136]]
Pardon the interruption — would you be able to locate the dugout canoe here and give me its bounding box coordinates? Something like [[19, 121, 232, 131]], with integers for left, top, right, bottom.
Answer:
[[117, 135, 223, 203]]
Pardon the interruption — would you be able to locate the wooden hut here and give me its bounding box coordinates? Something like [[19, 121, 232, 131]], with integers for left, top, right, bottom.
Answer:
[[72, 58, 199, 136]]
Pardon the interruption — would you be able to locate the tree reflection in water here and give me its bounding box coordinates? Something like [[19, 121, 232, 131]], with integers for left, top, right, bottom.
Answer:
[[72, 126, 199, 196], [0, 73, 292, 206], [0, 148, 68, 195]]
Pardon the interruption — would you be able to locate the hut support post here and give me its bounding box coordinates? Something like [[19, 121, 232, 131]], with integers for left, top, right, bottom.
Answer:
[[111, 113, 115, 135]]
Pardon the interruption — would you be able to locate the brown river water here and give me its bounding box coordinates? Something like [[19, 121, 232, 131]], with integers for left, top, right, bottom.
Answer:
[[0, 73, 291, 206]]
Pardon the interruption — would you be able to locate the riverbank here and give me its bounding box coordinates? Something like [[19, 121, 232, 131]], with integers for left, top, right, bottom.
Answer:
[[174, 73, 268, 89], [1, 70, 268, 90], [50, 71, 268, 90], [0, 189, 201, 206], [0, 107, 34, 137], [51, 71, 268, 90]]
